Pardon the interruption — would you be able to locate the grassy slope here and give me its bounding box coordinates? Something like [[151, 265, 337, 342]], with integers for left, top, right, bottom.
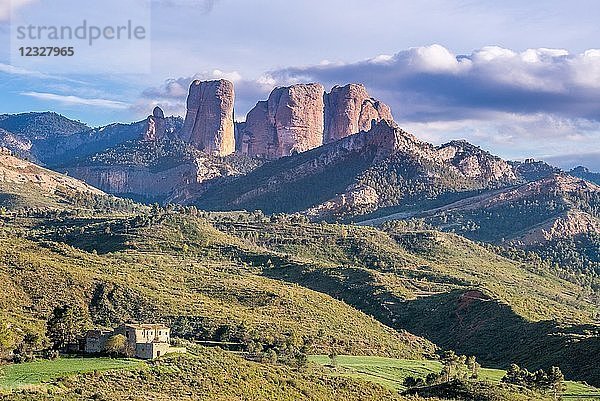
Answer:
[[0, 215, 433, 359], [0, 351, 406, 401], [0, 358, 142, 390], [216, 220, 595, 322], [212, 219, 600, 385], [1, 171, 598, 388], [308, 355, 600, 399]]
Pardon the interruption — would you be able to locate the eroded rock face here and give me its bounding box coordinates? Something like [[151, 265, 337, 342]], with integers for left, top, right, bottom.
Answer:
[[182, 79, 235, 156], [324, 84, 393, 143], [436, 140, 516, 182], [241, 83, 325, 158], [241, 101, 275, 158], [143, 106, 167, 141], [239, 83, 393, 158]]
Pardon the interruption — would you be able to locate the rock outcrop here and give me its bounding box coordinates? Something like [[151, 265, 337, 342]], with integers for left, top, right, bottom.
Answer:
[[182, 79, 235, 156], [240, 83, 325, 158], [436, 140, 517, 182], [143, 106, 167, 141], [0, 129, 32, 160], [239, 83, 393, 159], [240, 100, 274, 158], [323, 84, 393, 143], [0, 151, 103, 196]]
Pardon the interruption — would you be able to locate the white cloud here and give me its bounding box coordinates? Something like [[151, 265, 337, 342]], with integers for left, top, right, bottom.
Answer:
[[0, 62, 89, 85], [267, 44, 600, 122], [407, 44, 466, 73], [0, 62, 52, 78], [20, 91, 129, 109], [139, 70, 273, 119], [130, 44, 600, 165]]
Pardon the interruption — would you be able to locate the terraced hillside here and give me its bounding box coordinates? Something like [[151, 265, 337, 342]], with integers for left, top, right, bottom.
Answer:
[[212, 216, 600, 385]]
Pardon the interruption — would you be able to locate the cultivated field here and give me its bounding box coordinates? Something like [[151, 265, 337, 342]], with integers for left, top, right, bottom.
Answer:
[[308, 355, 600, 399]]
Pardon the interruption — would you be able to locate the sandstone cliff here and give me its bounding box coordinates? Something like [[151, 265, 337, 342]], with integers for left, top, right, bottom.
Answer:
[[67, 161, 205, 202], [238, 83, 394, 159], [143, 106, 167, 141], [240, 83, 325, 158], [181, 79, 235, 156], [324, 84, 393, 143]]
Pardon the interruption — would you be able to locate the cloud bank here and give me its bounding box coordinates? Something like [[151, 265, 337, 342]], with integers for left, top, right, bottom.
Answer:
[[264, 45, 600, 169], [137, 69, 273, 118], [21, 91, 129, 109], [136, 44, 600, 170], [268, 44, 600, 123]]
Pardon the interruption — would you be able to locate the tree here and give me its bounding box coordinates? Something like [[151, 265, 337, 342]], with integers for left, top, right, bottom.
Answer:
[[104, 334, 131, 357], [425, 372, 441, 386], [265, 348, 277, 363], [46, 304, 88, 350], [328, 350, 338, 367], [441, 350, 460, 382], [13, 331, 47, 363], [547, 366, 565, 400], [466, 355, 480, 379], [403, 376, 425, 388], [503, 364, 523, 385], [0, 322, 17, 360]]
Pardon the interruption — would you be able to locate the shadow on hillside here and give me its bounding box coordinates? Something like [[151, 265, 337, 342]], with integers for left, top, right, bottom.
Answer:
[[262, 264, 600, 387], [31, 217, 131, 254]]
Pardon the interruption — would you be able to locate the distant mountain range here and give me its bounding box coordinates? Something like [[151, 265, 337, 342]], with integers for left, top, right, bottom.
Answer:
[[0, 80, 598, 278], [570, 165, 600, 185]]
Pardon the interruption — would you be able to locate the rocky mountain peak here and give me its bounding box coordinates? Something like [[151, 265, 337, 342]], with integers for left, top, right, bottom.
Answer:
[[144, 106, 167, 141], [181, 79, 235, 156], [239, 83, 325, 159], [152, 106, 165, 119], [569, 165, 600, 185], [324, 83, 393, 143], [237, 82, 394, 160], [436, 140, 516, 181]]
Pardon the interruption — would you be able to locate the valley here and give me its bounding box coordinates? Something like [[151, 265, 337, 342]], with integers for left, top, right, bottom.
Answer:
[[0, 78, 598, 400]]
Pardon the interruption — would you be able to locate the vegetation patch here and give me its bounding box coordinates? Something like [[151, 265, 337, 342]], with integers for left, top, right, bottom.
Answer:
[[0, 357, 141, 390]]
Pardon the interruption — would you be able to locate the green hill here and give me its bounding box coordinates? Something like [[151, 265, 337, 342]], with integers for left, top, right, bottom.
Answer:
[[210, 216, 599, 385], [0, 213, 434, 361], [0, 154, 599, 396], [0, 112, 88, 140]]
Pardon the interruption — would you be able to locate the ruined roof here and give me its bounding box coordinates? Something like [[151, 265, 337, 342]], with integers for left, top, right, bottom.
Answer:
[[122, 323, 170, 330], [85, 329, 112, 337]]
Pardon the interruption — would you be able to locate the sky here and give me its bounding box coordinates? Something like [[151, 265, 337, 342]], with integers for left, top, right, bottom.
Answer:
[[1, 0, 600, 170]]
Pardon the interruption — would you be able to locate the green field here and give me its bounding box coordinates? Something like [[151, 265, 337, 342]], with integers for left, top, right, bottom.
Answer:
[[308, 355, 600, 399], [0, 357, 143, 390]]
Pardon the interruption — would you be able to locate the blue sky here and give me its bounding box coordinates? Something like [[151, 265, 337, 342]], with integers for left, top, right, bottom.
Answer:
[[1, 0, 600, 169]]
